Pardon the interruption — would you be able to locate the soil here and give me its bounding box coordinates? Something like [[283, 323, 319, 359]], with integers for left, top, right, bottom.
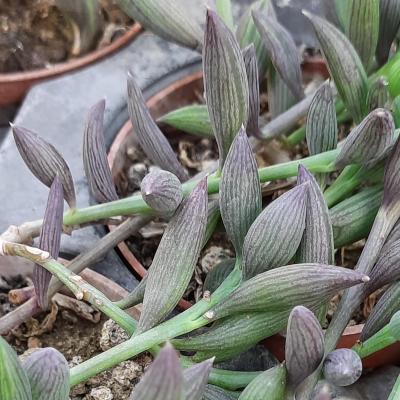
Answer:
[[0, 0, 133, 73]]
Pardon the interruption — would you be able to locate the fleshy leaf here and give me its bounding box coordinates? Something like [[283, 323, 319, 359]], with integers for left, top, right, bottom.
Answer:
[[115, 275, 147, 310], [242, 183, 308, 279], [393, 96, 400, 127], [137, 178, 208, 333], [252, 11, 304, 100], [12, 125, 76, 208], [127, 73, 188, 181], [157, 105, 213, 138], [323, 349, 362, 387], [141, 169, 183, 216], [211, 264, 369, 320], [286, 306, 324, 389], [173, 310, 289, 363], [203, 385, 239, 400], [220, 128, 261, 256], [23, 348, 69, 400], [203, 9, 249, 167], [236, 0, 275, 77], [83, 99, 118, 204], [203, 258, 236, 293], [0, 336, 31, 400], [238, 364, 286, 400], [382, 128, 400, 206], [388, 311, 400, 340], [366, 76, 391, 111], [242, 45, 260, 137], [216, 0, 234, 30], [376, 0, 400, 65], [129, 343, 183, 400], [303, 12, 369, 122], [361, 282, 400, 341], [306, 82, 338, 156], [297, 166, 334, 264], [183, 359, 214, 400], [343, 0, 379, 70], [335, 108, 395, 169], [117, 0, 203, 50], [34, 176, 64, 310]]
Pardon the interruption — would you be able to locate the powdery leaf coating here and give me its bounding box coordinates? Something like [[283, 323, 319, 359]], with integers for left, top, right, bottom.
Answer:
[[12, 125, 76, 208], [23, 347, 69, 400], [203, 9, 249, 168], [137, 178, 208, 333], [252, 11, 304, 100], [304, 12, 368, 123], [117, 0, 203, 50], [127, 73, 189, 182], [129, 343, 183, 400], [335, 108, 395, 169], [83, 99, 118, 204], [183, 358, 213, 400], [306, 82, 337, 156], [242, 183, 308, 279], [376, 0, 400, 65], [141, 169, 183, 215], [211, 264, 369, 320], [238, 364, 286, 400], [34, 176, 64, 310], [323, 349, 362, 386], [220, 128, 262, 256], [0, 336, 31, 400], [286, 306, 324, 389]]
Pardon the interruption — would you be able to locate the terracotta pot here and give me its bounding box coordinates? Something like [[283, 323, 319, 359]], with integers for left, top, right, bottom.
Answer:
[[107, 61, 400, 368], [0, 23, 142, 107]]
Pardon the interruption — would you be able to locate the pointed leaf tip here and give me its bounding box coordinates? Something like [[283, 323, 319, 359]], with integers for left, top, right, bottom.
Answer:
[[184, 358, 214, 400]]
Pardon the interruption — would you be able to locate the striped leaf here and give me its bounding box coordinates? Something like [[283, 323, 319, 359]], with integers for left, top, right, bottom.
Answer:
[[23, 348, 69, 400], [303, 12, 369, 123], [306, 82, 338, 156], [297, 166, 334, 264], [203, 199, 222, 248], [343, 0, 379, 70], [34, 176, 64, 310], [393, 96, 400, 127], [242, 183, 308, 279], [376, 0, 400, 65], [323, 349, 362, 387], [183, 359, 213, 400], [253, 11, 304, 100], [242, 45, 260, 137], [117, 0, 203, 50], [236, 0, 275, 77], [203, 9, 249, 168], [12, 126, 76, 208], [388, 311, 400, 340], [267, 67, 296, 118], [238, 364, 286, 400], [211, 264, 368, 319], [83, 99, 118, 204], [216, 0, 234, 31], [129, 343, 184, 400], [127, 73, 188, 182], [115, 275, 147, 310], [220, 128, 262, 256], [0, 336, 31, 400], [137, 178, 208, 333], [157, 105, 213, 138], [286, 306, 324, 389], [141, 169, 183, 216], [335, 108, 395, 169], [366, 76, 391, 111], [361, 282, 400, 340], [203, 385, 239, 400], [204, 258, 236, 293]]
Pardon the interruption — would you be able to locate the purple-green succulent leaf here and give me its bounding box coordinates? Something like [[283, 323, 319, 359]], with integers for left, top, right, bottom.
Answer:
[[23, 347, 69, 400], [137, 178, 208, 333], [220, 128, 262, 256], [203, 9, 249, 168], [83, 99, 119, 204], [127, 73, 189, 182], [34, 176, 64, 310], [203, 258, 236, 294], [203, 385, 239, 400], [366, 76, 391, 111], [12, 125, 76, 208], [183, 358, 214, 400]]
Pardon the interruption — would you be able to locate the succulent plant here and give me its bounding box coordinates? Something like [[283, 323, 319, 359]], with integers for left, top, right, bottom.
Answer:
[[3, 1, 400, 399]]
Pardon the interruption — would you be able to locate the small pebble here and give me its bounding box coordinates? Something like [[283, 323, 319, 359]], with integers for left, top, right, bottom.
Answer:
[[87, 386, 113, 400]]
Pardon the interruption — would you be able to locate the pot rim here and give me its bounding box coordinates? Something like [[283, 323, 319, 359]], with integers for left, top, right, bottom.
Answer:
[[0, 23, 142, 83]]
